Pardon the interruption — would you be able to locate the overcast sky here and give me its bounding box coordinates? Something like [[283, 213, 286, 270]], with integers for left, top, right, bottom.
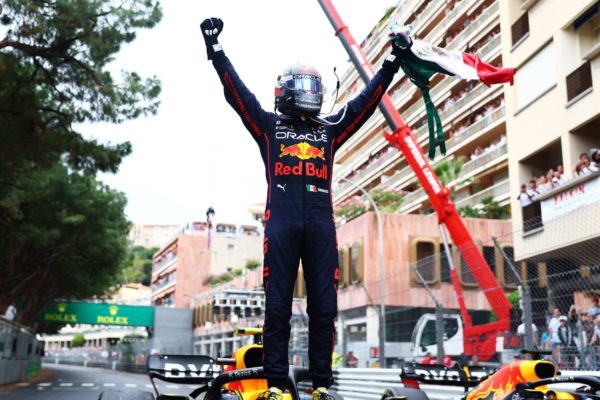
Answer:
[[83, 1, 396, 225]]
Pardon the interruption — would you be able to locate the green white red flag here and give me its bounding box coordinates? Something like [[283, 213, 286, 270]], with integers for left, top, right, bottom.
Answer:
[[389, 25, 515, 159]]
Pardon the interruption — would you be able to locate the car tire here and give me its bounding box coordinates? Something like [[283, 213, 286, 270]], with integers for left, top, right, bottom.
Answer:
[[381, 387, 430, 400], [98, 389, 155, 400]]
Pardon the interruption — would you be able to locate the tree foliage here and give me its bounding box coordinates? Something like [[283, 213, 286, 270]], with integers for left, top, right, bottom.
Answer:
[[0, 164, 131, 325], [71, 333, 85, 348], [370, 188, 404, 213], [458, 196, 510, 220], [431, 157, 467, 187], [0, 0, 162, 325], [119, 246, 158, 286]]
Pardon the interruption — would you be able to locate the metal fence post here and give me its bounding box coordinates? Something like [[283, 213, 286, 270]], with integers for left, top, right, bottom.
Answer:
[[411, 262, 445, 363], [492, 236, 534, 351]]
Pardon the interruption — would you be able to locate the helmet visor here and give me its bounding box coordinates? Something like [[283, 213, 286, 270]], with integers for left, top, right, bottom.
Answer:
[[282, 74, 323, 94]]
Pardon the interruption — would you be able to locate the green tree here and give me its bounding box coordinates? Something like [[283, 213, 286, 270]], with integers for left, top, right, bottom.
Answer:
[[0, 0, 162, 176], [245, 259, 261, 271], [119, 246, 158, 286], [458, 196, 510, 220], [71, 333, 85, 348], [432, 157, 467, 186], [0, 165, 131, 325], [0, 1, 162, 324], [370, 188, 404, 213]]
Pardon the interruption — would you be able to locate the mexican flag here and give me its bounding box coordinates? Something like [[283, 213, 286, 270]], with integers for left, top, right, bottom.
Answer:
[[389, 25, 515, 159]]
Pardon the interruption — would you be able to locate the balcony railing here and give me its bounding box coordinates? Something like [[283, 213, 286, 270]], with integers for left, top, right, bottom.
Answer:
[[477, 34, 501, 59], [424, 0, 478, 44], [447, 2, 500, 51], [459, 143, 508, 178], [334, 148, 399, 197], [413, 1, 446, 35], [445, 106, 505, 150], [152, 277, 176, 294], [152, 252, 177, 276], [439, 83, 488, 121], [454, 179, 510, 208]]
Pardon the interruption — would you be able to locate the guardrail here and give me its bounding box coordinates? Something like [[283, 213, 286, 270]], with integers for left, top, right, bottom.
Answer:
[[0, 316, 42, 385]]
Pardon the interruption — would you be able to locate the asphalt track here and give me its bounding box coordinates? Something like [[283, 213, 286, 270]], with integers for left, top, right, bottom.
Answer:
[[0, 363, 196, 399]]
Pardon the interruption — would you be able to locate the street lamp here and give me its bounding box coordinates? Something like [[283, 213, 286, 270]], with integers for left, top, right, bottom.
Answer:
[[206, 206, 215, 248], [340, 178, 386, 368]]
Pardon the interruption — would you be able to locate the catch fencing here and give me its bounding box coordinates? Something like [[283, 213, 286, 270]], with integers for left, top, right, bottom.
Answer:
[[396, 209, 600, 370], [0, 316, 42, 385]]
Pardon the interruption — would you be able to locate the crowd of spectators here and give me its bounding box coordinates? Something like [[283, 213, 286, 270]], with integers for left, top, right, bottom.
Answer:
[[444, 2, 496, 46], [518, 146, 600, 210], [469, 134, 506, 161], [450, 97, 504, 137], [540, 301, 600, 370]]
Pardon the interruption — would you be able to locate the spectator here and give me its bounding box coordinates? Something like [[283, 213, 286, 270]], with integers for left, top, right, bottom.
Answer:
[[537, 176, 552, 194], [557, 315, 575, 368], [518, 184, 534, 208], [517, 317, 539, 348], [331, 351, 343, 369], [575, 152, 599, 175], [3, 302, 17, 321], [588, 297, 600, 319], [577, 312, 598, 370], [345, 349, 358, 368], [548, 308, 562, 365], [590, 148, 600, 167], [528, 179, 540, 197], [552, 170, 564, 186]]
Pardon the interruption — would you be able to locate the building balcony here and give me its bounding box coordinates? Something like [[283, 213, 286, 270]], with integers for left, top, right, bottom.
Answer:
[[454, 179, 511, 208], [446, 2, 500, 51], [424, 0, 479, 45], [412, 1, 447, 37], [445, 106, 505, 151], [152, 253, 177, 277], [152, 278, 176, 295], [399, 143, 508, 212], [515, 172, 600, 261], [334, 102, 505, 205]]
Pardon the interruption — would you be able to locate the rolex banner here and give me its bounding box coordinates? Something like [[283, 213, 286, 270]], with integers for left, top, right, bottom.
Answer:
[[389, 25, 516, 159], [38, 302, 154, 326]]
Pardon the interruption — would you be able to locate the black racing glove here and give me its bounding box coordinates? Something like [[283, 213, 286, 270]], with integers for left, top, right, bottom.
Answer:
[[200, 17, 224, 60], [383, 24, 412, 71]]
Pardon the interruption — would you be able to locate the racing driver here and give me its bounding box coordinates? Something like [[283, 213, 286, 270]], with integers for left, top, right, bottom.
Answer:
[[201, 17, 403, 400]]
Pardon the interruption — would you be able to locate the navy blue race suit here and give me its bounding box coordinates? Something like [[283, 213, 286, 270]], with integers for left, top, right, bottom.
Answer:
[[209, 51, 400, 389]]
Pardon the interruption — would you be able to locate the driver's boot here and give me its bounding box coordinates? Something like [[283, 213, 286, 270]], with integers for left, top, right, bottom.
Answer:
[[258, 387, 283, 400], [312, 387, 335, 400]]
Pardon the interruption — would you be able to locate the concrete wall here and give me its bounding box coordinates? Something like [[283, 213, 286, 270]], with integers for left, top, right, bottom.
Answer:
[[152, 307, 193, 355], [335, 213, 513, 312]]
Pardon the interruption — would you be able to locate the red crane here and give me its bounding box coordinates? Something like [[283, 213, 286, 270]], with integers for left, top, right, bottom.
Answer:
[[317, 0, 511, 361]]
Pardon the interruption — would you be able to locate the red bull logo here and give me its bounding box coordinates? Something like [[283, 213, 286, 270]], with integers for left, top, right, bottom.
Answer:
[[279, 142, 325, 160], [274, 161, 328, 179]]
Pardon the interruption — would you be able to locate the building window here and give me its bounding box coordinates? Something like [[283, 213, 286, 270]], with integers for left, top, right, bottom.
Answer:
[[566, 62, 592, 103], [227, 244, 234, 251], [511, 12, 529, 47], [515, 42, 556, 110], [415, 241, 436, 283], [347, 323, 367, 342], [502, 246, 520, 287], [349, 240, 364, 284], [575, 1, 600, 59]]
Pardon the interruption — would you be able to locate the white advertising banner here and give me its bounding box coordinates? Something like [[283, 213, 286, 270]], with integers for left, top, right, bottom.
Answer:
[[541, 176, 600, 223]]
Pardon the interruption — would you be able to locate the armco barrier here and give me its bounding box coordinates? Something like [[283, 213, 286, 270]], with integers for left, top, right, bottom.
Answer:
[[0, 316, 42, 386]]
